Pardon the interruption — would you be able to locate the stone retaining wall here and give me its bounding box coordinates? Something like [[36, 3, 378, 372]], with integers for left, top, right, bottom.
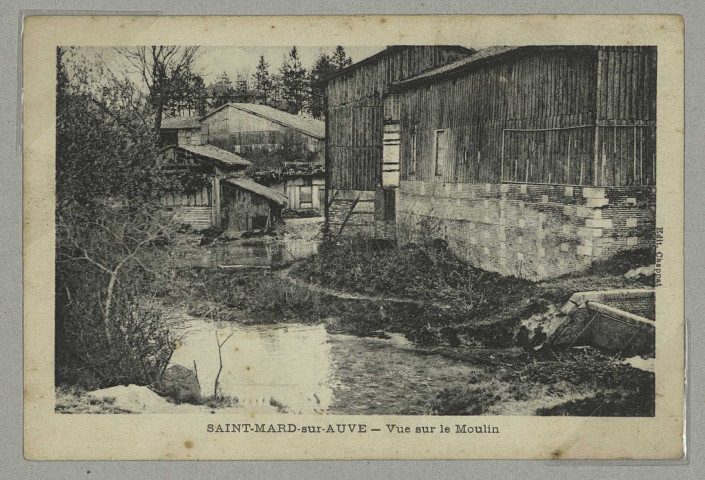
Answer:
[[397, 181, 656, 280]]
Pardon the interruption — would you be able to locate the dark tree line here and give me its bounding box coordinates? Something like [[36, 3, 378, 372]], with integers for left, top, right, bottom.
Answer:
[[137, 45, 353, 120]]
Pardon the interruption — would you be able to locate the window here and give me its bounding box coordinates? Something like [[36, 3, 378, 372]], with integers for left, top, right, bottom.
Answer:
[[300, 186, 313, 205], [409, 131, 417, 175], [434, 129, 447, 176], [252, 216, 269, 230]]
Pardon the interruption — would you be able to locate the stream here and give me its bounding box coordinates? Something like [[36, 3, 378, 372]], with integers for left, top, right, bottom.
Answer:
[[169, 320, 482, 415]]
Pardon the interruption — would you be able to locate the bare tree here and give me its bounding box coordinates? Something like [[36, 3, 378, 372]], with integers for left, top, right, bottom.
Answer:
[[116, 46, 201, 134], [57, 202, 176, 348], [213, 330, 235, 398]]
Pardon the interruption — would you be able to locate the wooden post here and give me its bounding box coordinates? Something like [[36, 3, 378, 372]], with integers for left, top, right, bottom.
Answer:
[[323, 93, 331, 236], [500, 129, 505, 183], [633, 126, 638, 185], [594, 48, 604, 186], [212, 168, 222, 229]]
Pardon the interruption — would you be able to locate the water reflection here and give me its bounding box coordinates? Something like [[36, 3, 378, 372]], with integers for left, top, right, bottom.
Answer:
[[170, 322, 334, 414], [170, 319, 482, 415], [177, 239, 320, 268]]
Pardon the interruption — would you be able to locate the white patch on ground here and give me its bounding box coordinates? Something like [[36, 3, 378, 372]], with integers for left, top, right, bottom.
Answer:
[[87, 385, 175, 413], [624, 265, 655, 279], [521, 304, 568, 339], [85, 385, 241, 414], [622, 356, 655, 372]]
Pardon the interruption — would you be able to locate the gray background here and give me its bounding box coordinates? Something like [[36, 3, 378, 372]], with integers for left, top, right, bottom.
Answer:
[[2, 1, 702, 478]]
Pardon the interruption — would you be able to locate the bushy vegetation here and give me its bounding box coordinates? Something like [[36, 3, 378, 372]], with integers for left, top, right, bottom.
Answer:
[[431, 347, 654, 416], [55, 47, 179, 390], [291, 238, 532, 308]]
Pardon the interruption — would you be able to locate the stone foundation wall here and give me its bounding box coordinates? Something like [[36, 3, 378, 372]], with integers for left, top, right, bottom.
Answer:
[[329, 189, 395, 239], [397, 181, 656, 281]]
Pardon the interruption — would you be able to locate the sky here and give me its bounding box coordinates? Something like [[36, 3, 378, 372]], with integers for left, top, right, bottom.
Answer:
[[75, 45, 389, 91], [195, 46, 388, 84]]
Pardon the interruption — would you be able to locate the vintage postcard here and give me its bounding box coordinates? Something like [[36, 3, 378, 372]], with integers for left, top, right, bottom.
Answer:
[[23, 15, 684, 460]]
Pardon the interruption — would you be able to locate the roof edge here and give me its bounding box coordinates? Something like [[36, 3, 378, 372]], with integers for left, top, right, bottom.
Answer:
[[199, 103, 324, 140], [321, 45, 475, 84], [391, 45, 597, 89]]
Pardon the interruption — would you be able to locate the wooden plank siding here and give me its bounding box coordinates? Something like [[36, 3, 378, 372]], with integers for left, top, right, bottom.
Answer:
[[220, 184, 277, 231], [326, 46, 472, 192], [396, 46, 656, 187]]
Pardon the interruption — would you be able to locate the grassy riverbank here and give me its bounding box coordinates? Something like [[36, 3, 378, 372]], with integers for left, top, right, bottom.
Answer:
[[160, 236, 654, 348], [149, 235, 656, 416]]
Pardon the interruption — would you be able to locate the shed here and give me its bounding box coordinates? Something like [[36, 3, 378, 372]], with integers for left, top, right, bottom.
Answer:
[[220, 178, 288, 231], [160, 115, 202, 147], [160, 145, 252, 230], [200, 103, 325, 157]]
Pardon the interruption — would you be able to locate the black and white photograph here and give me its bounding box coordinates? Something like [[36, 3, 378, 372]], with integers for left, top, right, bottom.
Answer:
[[53, 41, 659, 418]]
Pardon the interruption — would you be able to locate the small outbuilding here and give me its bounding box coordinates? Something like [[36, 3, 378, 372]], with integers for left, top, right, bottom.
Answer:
[[220, 178, 288, 231], [160, 115, 202, 147], [160, 144, 252, 230]]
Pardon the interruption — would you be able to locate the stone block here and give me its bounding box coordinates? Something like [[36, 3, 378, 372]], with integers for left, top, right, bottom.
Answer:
[[560, 243, 570, 252], [565, 186, 574, 197], [563, 205, 574, 216], [627, 236, 639, 247], [578, 227, 603, 238], [626, 218, 638, 228], [587, 197, 610, 208], [577, 245, 593, 256], [483, 199, 489, 209], [518, 218, 526, 228], [626, 197, 637, 206], [576, 206, 593, 218], [583, 187, 606, 199], [500, 184, 509, 193], [541, 194, 549, 203], [562, 224, 572, 235], [586, 218, 613, 229], [485, 183, 492, 193], [520, 184, 527, 194], [538, 213, 547, 224]]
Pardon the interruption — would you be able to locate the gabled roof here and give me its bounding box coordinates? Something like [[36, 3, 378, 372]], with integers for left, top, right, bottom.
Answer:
[[393, 45, 595, 88], [321, 45, 475, 83], [166, 144, 252, 168], [161, 116, 201, 130], [200, 103, 325, 139], [222, 178, 288, 206]]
